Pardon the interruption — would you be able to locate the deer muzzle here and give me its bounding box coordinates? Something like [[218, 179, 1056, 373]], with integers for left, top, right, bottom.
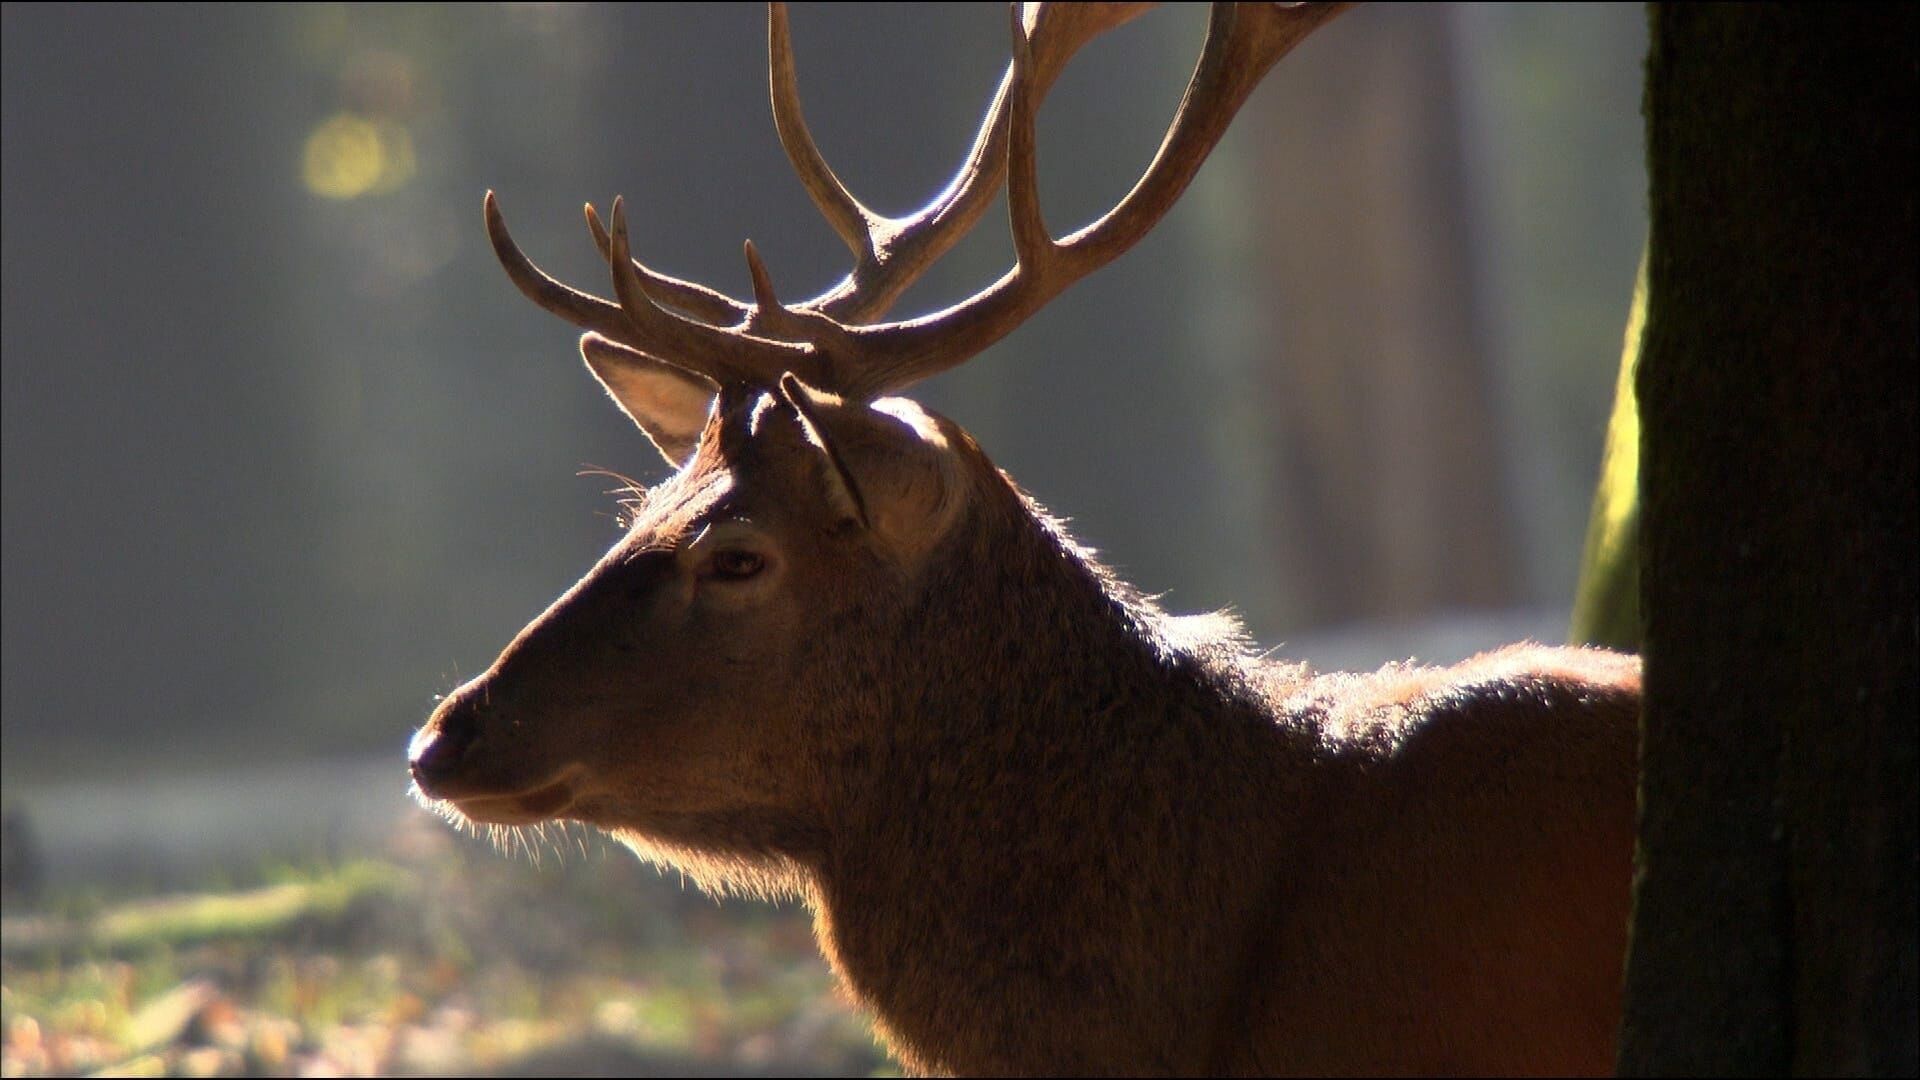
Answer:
[[408, 682, 581, 824]]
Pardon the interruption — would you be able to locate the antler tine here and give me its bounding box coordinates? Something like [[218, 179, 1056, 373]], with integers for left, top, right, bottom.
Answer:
[[767, 2, 874, 261], [833, 2, 1351, 399], [1058, 3, 1349, 266], [584, 203, 753, 327], [1005, 6, 1053, 273], [489, 189, 773, 368], [603, 198, 819, 386], [768, 2, 1154, 326], [486, 190, 637, 344]]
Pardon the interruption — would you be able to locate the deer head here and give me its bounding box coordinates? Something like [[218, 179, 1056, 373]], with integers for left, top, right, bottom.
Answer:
[[408, 2, 1348, 888]]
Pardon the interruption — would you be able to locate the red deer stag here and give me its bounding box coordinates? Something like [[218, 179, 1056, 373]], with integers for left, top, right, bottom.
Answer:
[[409, 4, 1641, 1074]]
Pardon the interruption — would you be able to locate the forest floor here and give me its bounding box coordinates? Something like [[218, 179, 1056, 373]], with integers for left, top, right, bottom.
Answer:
[[0, 811, 887, 1078]]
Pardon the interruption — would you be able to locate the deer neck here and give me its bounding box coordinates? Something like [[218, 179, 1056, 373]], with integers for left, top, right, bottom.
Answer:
[[800, 486, 1319, 1074]]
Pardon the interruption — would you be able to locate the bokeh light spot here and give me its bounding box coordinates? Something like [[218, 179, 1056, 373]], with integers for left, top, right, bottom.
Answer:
[[302, 113, 415, 200]]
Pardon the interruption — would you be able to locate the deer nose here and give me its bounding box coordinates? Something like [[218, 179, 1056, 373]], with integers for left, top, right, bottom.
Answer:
[[409, 694, 479, 792]]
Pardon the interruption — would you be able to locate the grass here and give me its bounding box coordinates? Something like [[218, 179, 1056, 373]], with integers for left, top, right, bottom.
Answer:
[[0, 818, 888, 1077]]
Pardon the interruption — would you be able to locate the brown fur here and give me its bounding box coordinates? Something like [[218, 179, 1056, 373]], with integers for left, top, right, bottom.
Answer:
[[411, 387, 1639, 1076]]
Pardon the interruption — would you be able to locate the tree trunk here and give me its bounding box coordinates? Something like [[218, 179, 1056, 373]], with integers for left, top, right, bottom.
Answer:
[[1622, 4, 1917, 1074]]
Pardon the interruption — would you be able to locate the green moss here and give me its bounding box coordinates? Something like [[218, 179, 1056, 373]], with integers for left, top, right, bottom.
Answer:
[[2, 861, 406, 957], [1569, 245, 1646, 651]]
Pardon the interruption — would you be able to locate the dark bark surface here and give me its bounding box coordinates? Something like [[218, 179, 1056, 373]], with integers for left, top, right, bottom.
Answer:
[[1622, 4, 1917, 1074]]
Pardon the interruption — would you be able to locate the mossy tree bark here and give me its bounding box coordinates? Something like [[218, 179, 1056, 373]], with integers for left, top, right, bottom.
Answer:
[[1569, 249, 1645, 653], [1621, 4, 1917, 1074]]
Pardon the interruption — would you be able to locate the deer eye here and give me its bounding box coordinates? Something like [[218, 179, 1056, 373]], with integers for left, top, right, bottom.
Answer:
[[709, 549, 765, 581]]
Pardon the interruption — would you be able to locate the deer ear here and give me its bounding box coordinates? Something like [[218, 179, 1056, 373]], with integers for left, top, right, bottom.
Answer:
[[778, 374, 965, 558], [777, 373, 869, 528], [580, 333, 718, 467]]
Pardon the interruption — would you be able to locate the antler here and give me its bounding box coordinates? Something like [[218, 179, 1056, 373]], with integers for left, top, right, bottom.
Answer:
[[486, 2, 1348, 400]]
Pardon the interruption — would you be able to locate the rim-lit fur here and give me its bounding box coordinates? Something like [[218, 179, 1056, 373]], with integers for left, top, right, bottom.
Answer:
[[412, 387, 1638, 1075]]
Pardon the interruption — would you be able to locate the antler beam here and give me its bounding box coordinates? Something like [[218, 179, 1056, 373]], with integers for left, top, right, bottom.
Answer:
[[485, 2, 1349, 399]]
